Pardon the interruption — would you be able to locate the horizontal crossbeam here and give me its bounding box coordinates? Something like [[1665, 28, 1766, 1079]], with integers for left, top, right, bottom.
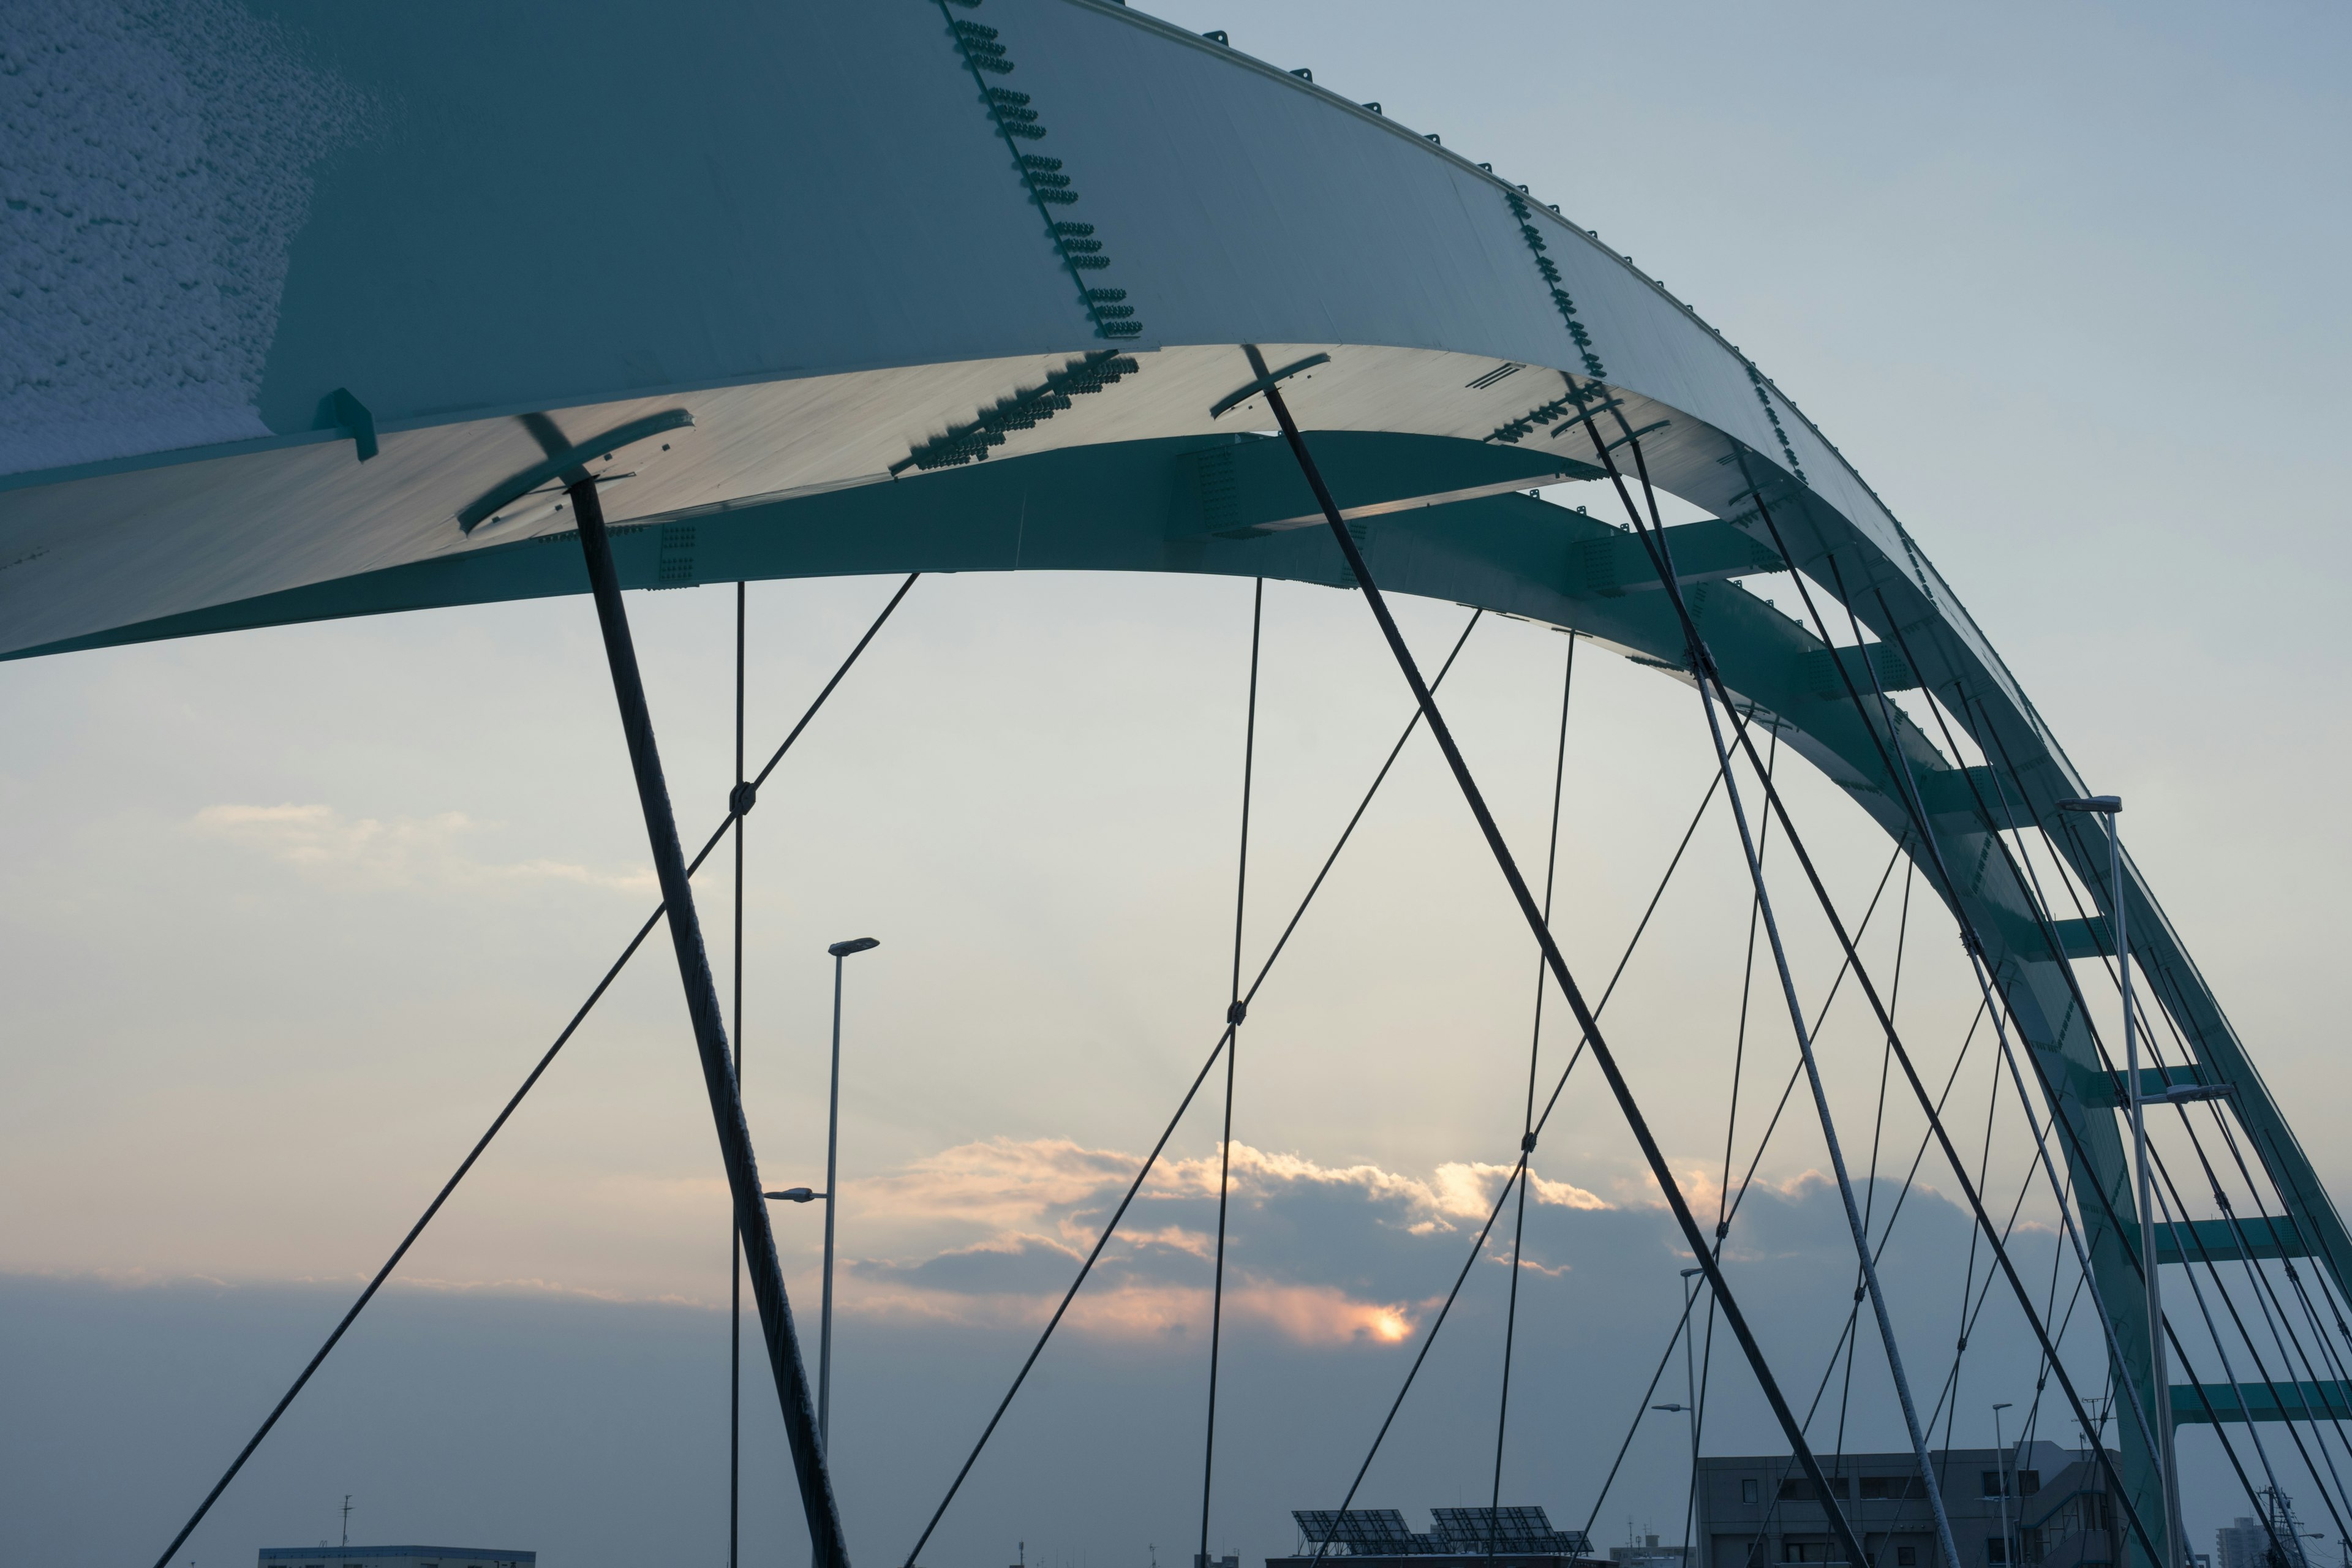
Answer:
[[2087, 1063, 2217, 1105], [1168, 431, 1591, 539], [1568, 518, 1784, 598], [2155, 1216, 2312, 1265], [2173, 1380, 2352, 1425], [1800, 640, 1916, 700]]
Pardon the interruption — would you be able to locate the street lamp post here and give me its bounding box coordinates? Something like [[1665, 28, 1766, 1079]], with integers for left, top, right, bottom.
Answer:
[[1992, 1403, 2015, 1568], [2057, 793, 2177, 1568], [817, 937, 878, 1451], [1679, 1266, 1704, 1564]]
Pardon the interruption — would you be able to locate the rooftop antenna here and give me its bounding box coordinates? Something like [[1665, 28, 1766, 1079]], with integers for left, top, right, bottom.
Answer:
[[341, 1496, 353, 1550]]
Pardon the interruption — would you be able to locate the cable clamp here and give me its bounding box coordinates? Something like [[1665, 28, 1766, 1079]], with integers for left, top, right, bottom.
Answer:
[[1521, 1131, 1537, 1153], [1210, 351, 1330, 420], [1854, 1286, 1866, 1303], [1226, 1000, 1247, 1027], [730, 780, 758, 818], [1714, 1220, 1729, 1240]]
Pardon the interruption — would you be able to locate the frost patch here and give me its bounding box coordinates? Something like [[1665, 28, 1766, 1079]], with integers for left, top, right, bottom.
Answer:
[[0, 0, 367, 475]]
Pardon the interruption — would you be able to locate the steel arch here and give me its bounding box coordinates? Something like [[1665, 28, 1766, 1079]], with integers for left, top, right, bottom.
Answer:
[[2, 4, 2335, 1561]]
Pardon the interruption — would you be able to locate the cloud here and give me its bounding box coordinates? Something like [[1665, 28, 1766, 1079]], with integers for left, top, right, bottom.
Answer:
[[190, 802, 654, 894], [832, 1137, 1612, 1344]]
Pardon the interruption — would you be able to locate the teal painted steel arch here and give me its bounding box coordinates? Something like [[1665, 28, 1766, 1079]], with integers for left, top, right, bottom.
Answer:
[[2, 6, 2337, 1560]]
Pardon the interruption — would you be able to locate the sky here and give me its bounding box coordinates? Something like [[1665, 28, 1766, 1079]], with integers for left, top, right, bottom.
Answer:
[[4, 2, 2351, 1567]]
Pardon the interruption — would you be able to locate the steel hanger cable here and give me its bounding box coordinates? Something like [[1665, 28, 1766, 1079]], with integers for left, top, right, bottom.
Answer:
[[1586, 406, 1963, 1568], [1701, 475, 2170, 1543], [1491, 628, 1577, 1547], [1199, 578, 1263, 1568], [1966, 775, 2295, 1561], [1314, 703, 1789, 1563], [1860, 582, 2290, 1512], [1717, 724, 1781, 1243], [1602, 827, 2071, 1560], [899, 609, 1485, 1568], [1833, 861, 1916, 1470], [1804, 541, 2304, 1557], [1569, 410, 2162, 1567], [730, 578, 748, 1568], [2146, 1101, 2352, 1536], [1971, 726, 2352, 1516], [1253, 356, 1875, 1568], [145, 571, 919, 1568]]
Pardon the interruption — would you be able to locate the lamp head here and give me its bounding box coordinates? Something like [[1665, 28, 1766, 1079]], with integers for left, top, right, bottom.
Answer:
[[828, 937, 881, 958], [764, 1186, 824, 1204], [2054, 795, 2122, 815]]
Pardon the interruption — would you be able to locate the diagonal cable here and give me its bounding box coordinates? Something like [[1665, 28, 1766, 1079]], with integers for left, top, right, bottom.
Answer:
[[1491, 628, 1577, 1545], [1566, 415, 2161, 1566], [146, 571, 919, 1568], [900, 607, 1485, 1568], [1199, 578, 1264, 1566]]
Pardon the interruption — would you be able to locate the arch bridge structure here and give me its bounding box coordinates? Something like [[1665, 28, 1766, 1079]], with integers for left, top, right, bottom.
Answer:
[[4, 6, 2340, 1568]]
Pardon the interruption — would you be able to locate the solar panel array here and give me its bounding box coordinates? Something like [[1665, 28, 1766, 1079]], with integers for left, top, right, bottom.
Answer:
[[1293, 1510, 1428, 1555], [1430, 1507, 1590, 1555], [1291, 1507, 1591, 1558]]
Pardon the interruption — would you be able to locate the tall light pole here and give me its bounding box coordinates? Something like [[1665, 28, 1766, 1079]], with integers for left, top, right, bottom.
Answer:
[[1992, 1403, 2015, 1568], [818, 937, 877, 1450], [2058, 793, 2177, 1568], [1679, 1266, 1704, 1566]]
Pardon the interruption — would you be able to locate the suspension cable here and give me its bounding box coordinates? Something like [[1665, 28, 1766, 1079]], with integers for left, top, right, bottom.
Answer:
[[2151, 1166, 2301, 1506], [1263, 363, 1880, 1568], [1199, 578, 1263, 1568], [146, 571, 919, 1568], [1876, 657, 2179, 1461], [2147, 1103, 2352, 1537], [1933, 992, 2009, 1482], [1813, 545, 2310, 1559], [1314, 708, 1784, 1562], [1600, 947, 1988, 1550], [1721, 499, 2171, 1526], [2203, 1110, 2352, 1468], [729, 578, 747, 1568], [1589, 407, 1956, 1568], [1834, 864, 1915, 1463], [1717, 725, 1781, 1241], [1575, 421, 2163, 1568], [2159, 1086, 2352, 1520], [1468, 825, 1913, 1555], [901, 608, 1485, 1568], [1971, 734, 2352, 1518], [1984, 712, 2352, 1487], [1491, 630, 1577, 1547], [1868, 586, 2293, 1496]]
